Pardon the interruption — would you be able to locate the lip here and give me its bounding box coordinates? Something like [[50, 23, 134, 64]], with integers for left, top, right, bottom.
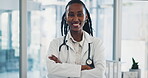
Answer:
[[72, 23, 80, 27]]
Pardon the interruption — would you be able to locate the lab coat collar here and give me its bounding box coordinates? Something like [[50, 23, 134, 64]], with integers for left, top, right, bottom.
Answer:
[[65, 31, 93, 56], [65, 31, 93, 44], [68, 31, 85, 47]]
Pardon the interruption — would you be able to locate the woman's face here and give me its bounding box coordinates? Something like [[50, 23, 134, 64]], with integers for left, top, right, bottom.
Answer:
[[65, 3, 88, 32]]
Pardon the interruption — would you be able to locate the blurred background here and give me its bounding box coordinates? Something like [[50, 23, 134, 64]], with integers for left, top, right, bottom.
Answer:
[[0, 0, 148, 78]]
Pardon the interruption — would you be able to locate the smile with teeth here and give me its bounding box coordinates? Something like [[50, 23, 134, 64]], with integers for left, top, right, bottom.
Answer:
[[73, 24, 80, 27]]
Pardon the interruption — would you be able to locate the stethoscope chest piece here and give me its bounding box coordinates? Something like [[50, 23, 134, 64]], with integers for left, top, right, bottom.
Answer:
[[86, 58, 95, 68], [86, 59, 93, 65], [86, 43, 95, 68]]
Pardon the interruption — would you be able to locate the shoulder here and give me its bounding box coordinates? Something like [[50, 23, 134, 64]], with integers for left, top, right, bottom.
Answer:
[[92, 37, 102, 42], [91, 37, 103, 45], [84, 31, 103, 44], [51, 37, 63, 42], [50, 37, 64, 45]]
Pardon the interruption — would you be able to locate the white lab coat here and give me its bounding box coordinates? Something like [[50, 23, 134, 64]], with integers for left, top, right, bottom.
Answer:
[[46, 31, 106, 78]]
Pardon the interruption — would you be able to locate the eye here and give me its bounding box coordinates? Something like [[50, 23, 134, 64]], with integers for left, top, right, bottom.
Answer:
[[68, 13, 74, 17], [77, 13, 83, 17]]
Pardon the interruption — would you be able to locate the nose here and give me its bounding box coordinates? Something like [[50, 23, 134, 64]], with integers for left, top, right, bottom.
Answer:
[[73, 15, 79, 22]]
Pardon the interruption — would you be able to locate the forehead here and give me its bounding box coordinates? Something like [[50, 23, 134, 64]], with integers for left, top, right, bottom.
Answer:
[[66, 3, 84, 12]]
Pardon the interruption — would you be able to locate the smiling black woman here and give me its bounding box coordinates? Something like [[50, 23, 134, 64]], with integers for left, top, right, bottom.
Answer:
[[46, 0, 106, 78]]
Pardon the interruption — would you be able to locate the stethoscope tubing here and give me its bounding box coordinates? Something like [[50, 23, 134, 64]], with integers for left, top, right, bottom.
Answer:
[[58, 35, 95, 68]]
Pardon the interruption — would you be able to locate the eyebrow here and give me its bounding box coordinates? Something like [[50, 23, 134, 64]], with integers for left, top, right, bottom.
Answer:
[[68, 11, 83, 13], [78, 11, 83, 13], [69, 12, 74, 13]]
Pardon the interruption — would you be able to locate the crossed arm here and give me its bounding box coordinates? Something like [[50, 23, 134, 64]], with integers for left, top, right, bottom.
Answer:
[[48, 55, 93, 70]]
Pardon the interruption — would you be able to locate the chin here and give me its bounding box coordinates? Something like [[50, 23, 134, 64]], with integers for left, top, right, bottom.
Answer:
[[71, 29, 82, 32]]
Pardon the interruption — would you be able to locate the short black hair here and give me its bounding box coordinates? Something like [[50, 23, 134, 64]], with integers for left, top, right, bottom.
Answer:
[[61, 0, 93, 36]]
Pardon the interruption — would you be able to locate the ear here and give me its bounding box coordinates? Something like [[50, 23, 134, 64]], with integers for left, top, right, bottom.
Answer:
[[64, 17, 68, 24], [64, 12, 67, 20], [64, 16, 66, 20], [85, 14, 88, 21]]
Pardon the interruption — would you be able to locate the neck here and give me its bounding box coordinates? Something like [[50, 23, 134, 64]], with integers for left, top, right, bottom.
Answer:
[[70, 31, 83, 42]]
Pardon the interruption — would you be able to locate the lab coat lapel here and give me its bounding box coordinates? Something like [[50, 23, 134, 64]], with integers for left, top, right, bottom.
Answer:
[[81, 40, 88, 57], [81, 31, 93, 58], [65, 34, 75, 52], [66, 40, 75, 51]]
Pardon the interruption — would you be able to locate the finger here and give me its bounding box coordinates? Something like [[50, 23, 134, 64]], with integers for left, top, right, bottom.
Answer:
[[50, 55, 62, 63], [48, 56, 52, 59], [87, 66, 93, 70], [48, 56, 55, 60], [52, 56, 57, 60], [88, 67, 92, 69], [83, 65, 93, 70], [52, 55, 56, 57]]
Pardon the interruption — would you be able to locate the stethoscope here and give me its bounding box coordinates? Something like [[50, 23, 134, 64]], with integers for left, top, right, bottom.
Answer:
[[59, 35, 95, 68]]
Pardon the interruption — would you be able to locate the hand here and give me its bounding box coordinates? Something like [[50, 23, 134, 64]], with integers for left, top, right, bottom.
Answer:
[[81, 65, 93, 70], [48, 55, 62, 63]]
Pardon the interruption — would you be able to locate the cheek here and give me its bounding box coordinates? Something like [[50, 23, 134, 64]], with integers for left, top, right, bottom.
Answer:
[[80, 16, 86, 22], [81, 18, 86, 22], [80, 17, 86, 23], [66, 17, 72, 22]]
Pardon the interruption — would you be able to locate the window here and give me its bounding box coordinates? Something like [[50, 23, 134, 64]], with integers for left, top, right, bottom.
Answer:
[[0, 0, 20, 78], [121, 1, 148, 78]]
